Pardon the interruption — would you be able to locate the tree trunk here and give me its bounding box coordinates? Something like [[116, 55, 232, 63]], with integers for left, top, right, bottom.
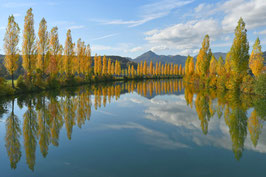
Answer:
[[12, 72, 14, 89]]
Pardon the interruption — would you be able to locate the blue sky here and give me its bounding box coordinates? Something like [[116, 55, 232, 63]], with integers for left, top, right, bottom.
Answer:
[[0, 0, 266, 58]]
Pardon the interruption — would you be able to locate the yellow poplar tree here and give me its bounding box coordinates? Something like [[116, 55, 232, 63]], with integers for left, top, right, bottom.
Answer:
[[37, 18, 49, 77], [4, 15, 20, 88], [131, 65, 135, 77], [64, 29, 74, 77], [249, 37, 264, 77], [48, 27, 60, 76], [189, 57, 195, 75], [85, 44, 92, 77], [76, 38, 85, 75], [196, 35, 211, 76], [22, 8, 36, 83], [217, 56, 225, 76], [149, 61, 153, 75], [94, 54, 98, 75], [107, 58, 111, 75], [97, 55, 102, 75], [209, 55, 217, 75], [179, 65, 182, 75], [102, 56, 107, 75], [111, 62, 115, 75], [143, 60, 147, 75]]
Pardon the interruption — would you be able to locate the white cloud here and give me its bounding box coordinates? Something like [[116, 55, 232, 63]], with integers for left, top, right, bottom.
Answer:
[[105, 122, 189, 149], [221, 0, 266, 31], [92, 33, 118, 41], [254, 29, 266, 35], [145, 19, 220, 55], [100, 0, 193, 27], [130, 46, 144, 53]]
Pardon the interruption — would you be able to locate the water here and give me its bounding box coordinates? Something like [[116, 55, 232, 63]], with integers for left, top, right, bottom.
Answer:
[[0, 79, 265, 177]]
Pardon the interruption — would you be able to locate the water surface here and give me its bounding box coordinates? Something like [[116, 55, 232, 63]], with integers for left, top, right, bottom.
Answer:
[[0, 79, 265, 177]]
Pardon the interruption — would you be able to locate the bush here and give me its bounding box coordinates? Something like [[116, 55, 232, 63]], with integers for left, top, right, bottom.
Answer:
[[47, 76, 60, 89], [0, 77, 14, 96], [16, 75, 28, 91], [255, 73, 266, 97]]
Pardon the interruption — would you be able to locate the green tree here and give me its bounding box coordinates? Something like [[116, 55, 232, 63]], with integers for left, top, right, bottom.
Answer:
[[230, 18, 249, 76]]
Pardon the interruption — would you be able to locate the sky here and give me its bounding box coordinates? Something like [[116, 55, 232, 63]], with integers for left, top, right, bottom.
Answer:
[[0, 0, 266, 58]]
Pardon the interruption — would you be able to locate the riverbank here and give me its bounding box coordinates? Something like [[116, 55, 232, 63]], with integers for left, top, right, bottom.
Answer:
[[0, 75, 183, 97], [182, 73, 266, 97]]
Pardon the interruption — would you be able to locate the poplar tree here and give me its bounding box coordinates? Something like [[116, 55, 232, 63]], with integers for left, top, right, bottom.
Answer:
[[196, 35, 211, 76], [37, 18, 49, 78], [102, 56, 107, 75], [85, 44, 92, 77], [131, 65, 135, 77], [49, 27, 60, 76], [230, 18, 249, 76], [149, 61, 153, 75], [217, 56, 225, 76], [64, 29, 74, 77], [209, 55, 217, 75], [94, 54, 97, 75], [249, 37, 264, 77], [4, 15, 20, 88], [143, 60, 147, 75], [22, 8, 36, 83], [97, 55, 102, 75], [107, 58, 111, 75], [189, 58, 194, 75], [76, 38, 86, 75]]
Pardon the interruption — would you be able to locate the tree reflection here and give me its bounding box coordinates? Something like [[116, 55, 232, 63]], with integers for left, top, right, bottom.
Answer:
[[2, 79, 266, 170], [23, 99, 38, 171], [5, 99, 21, 169]]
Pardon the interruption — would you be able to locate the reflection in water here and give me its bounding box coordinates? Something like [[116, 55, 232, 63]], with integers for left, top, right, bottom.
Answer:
[[2, 79, 266, 170], [184, 83, 266, 160]]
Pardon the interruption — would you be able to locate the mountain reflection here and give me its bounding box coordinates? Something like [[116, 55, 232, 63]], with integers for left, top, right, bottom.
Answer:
[[2, 79, 266, 170]]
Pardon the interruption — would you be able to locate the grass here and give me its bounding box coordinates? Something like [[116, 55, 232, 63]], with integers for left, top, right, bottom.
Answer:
[[6, 80, 17, 87]]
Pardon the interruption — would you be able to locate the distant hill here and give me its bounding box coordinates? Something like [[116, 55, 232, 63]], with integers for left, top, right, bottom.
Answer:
[[92, 55, 137, 69], [212, 52, 227, 59], [194, 52, 227, 60], [133, 51, 187, 66]]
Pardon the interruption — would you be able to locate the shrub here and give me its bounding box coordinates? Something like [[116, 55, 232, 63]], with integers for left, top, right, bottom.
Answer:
[[16, 75, 28, 91], [47, 76, 60, 89], [0, 77, 13, 96]]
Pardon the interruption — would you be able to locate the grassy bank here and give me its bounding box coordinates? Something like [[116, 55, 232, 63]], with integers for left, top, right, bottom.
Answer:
[[0, 75, 183, 97]]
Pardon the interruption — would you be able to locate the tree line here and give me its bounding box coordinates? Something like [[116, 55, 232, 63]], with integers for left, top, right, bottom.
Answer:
[[1, 8, 184, 95], [184, 18, 265, 96]]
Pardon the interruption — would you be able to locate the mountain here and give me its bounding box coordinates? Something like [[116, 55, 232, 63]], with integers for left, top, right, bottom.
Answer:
[[92, 55, 137, 69], [134, 51, 187, 66], [212, 52, 227, 59], [194, 52, 227, 60]]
